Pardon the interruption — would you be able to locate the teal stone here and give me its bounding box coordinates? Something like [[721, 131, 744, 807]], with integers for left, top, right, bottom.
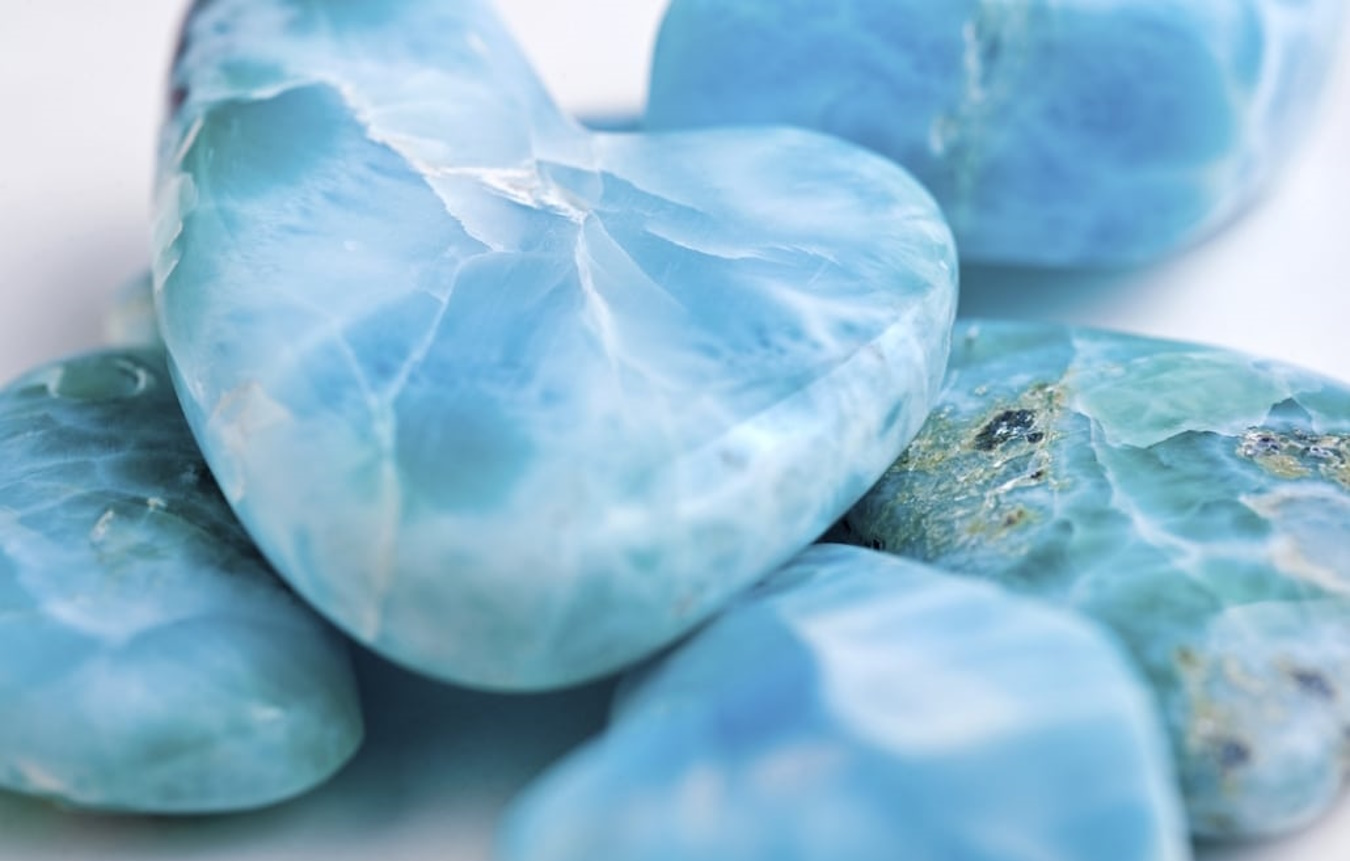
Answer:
[[844, 320, 1350, 837], [154, 0, 957, 690], [647, 0, 1346, 266], [501, 544, 1190, 861], [0, 350, 362, 813]]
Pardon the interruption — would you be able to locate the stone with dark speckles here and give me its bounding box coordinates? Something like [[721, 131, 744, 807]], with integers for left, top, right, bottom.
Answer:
[[846, 320, 1350, 838]]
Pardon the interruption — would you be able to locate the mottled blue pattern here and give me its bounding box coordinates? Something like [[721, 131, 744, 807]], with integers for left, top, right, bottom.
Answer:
[[845, 320, 1350, 837], [154, 0, 957, 690], [0, 350, 361, 813], [501, 544, 1189, 861], [648, 0, 1345, 266]]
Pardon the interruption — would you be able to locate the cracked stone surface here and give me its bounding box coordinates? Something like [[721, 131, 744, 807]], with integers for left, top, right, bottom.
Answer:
[[0, 349, 361, 813], [153, 0, 957, 690], [843, 320, 1350, 837], [500, 544, 1190, 861], [647, 0, 1346, 266]]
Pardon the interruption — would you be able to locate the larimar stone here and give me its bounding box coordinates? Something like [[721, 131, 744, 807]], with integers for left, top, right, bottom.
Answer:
[[0, 350, 361, 812], [844, 320, 1350, 837], [154, 0, 957, 690], [648, 0, 1346, 266], [501, 544, 1189, 861]]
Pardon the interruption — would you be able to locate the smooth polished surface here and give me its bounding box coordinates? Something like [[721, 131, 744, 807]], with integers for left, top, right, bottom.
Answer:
[[844, 320, 1350, 838], [155, 0, 956, 690], [648, 0, 1346, 267], [3, 2, 1350, 860], [0, 349, 361, 812], [502, 544, 1189, 861]]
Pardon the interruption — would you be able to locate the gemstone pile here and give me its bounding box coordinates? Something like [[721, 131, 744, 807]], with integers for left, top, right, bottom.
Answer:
[[2, 0, 1347, 856]]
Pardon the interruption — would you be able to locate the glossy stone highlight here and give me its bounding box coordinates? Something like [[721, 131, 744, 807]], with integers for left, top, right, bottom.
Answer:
[[0, 350, 361, 813], [154, 0, 957, 690], [845, 320, 1350, 836], [501, 544, 1189, 861], [648, 0, 1346, 266]]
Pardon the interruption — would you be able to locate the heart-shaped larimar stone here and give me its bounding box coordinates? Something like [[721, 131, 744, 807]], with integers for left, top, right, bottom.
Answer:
[[844, 320, 1350, 837], [500, 545, 1189, 861], [648, 0, 1345, 267], [153, 0, 957, 690], [0, 350, 361, 813]]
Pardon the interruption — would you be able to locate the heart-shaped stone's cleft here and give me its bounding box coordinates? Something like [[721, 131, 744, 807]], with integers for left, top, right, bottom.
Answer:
[[154, 0, 958, 690]]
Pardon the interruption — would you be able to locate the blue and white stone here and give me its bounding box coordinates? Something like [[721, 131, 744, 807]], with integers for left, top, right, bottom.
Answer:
[[501, 544, 1189, 861], [648, 0, 1346, 266], [845, 320, 1350, 837], [154, 0, 957, 690], [0, 350, 362, 813]]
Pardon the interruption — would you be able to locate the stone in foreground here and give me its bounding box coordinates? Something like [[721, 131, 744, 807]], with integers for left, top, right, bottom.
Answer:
[[501, 544, 1189, 861], [155, 0, 957, 690], [648, 0, 1345, 266], [845, 320, 1350, 837], [0, 350, 361, 813]]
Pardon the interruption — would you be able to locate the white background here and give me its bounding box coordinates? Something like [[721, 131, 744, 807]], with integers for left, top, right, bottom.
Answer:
[[0, 2, 1348, 859]]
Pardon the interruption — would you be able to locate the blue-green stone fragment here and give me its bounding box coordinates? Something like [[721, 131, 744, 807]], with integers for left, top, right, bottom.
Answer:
[[647, 0, 1345, 266], [845, 320, 1350, 837], [501, 544, 1189, 861], [0, 350, 362, 813], [154, 0, 957, 690]]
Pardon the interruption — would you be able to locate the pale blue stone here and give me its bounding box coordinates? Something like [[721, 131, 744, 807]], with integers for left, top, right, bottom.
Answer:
[[0, 350, 362, 813], [845, 320, 1350, 836], [648, 0, 1346, 266], [154, 0, 957, 690], [501, 544, 1189, 861]]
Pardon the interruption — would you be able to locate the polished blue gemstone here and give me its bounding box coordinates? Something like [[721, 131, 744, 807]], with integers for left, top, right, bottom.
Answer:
[[0, 350, 361, 813], [154, 0, 957, 690], [845, 320, 1350, 836], [648, 0, 1345, 266], [500, 544, 1189, 861]]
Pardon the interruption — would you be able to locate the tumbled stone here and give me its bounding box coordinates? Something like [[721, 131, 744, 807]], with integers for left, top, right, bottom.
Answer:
[[648, 0, 1345, 266], [500, 544, 1189, 861], [0, 349, 362, 813], [844, 320, 1350, 837], [154, 0, 958, 690]]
